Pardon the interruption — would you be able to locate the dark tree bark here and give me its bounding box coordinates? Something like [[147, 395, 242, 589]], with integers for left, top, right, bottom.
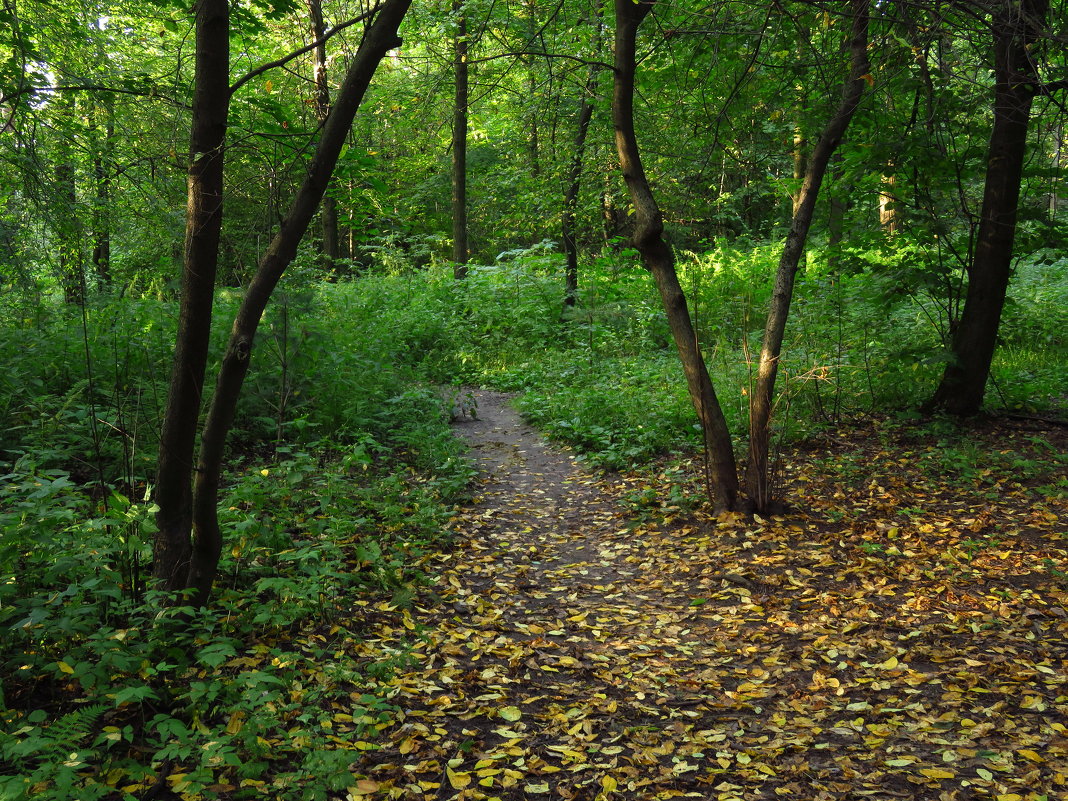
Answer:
[[613, 0, 738, 512], [184, 0, 411, 605], [90, 92, 114, 285], [308, 0, 340, 264], [746, 0, 869, 511], [55, 156, 84, 305], [562, 27, 602, 309], [924, 0, 1048, 415], [562, 95, 594, 308], [154, 0, 411, 605], [452, 0, 469, 277], [154, 0, 230, 592]]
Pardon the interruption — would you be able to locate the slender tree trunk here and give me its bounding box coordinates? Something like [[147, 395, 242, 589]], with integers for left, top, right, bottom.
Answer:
[[746, 0, 869, 511], [308, 0, 340, 263], [452, 0, 469, 277], [91, 93, 114, 285], [525, 0, 540, 176], [791, 127, 807, 217], [826, 155, 848, 271], [184, 0, 411, 605], [562, 96, 594, 308], [154, 0, 230, 592], [924, 0, 1047, 415], [878, 169, 899, 234], [562, 22, 602, 309], [55, 156, 84, 305], [613, 0, 738, 512]]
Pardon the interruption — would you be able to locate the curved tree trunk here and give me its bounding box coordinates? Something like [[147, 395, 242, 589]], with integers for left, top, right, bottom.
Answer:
[[746, 0, 869, 511], [924, 0, 1047, 416], [612, 0, 738, 512]]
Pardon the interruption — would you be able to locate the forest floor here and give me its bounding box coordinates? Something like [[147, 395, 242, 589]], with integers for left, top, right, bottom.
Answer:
[[350, 391, 1068, 801]]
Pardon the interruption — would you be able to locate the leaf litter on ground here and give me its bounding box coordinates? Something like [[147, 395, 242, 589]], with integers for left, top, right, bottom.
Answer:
[[346, 396, 1066, 801]]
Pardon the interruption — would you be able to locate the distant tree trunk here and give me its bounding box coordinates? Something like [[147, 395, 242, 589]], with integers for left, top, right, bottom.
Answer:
[[791, 127, 807, 216], [613, 0, 738, 512], [308, 0, 340, 264], [878, 169, 899, 234], [826, 155, 848, 271], [924, 0, 1048, 415], [562, 95, 594, 308], [154, 0, 411, 604], [154, 0, 230, 593], [746, 0, 869, 511], [562, 28, 602, 309], [452, 0, 469, 277], [525, 0, 540, 176], [56, 157, 84, 305], [91, 93, 114, 285]]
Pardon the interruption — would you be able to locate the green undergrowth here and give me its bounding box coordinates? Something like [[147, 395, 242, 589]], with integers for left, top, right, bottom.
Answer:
[[340, 238, 1067, 468], [0, 287, 473, 799]]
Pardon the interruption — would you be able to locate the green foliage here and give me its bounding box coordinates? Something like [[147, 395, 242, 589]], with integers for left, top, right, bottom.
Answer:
[[0, 279, 475, 800]]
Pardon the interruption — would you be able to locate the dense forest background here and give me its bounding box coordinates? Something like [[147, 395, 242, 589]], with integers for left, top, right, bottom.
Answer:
[[1, 0, 1066, 798]]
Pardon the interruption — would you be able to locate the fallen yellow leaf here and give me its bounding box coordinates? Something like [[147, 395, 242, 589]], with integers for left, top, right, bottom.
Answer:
[[919, 768, 955, 779], [447, 767, 471, 789]]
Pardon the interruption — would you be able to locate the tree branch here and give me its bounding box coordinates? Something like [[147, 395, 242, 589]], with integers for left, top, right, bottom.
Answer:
[[229, 10, 375, 95]]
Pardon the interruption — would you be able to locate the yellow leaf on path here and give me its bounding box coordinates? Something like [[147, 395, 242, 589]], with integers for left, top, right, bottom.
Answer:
[[1017, 749, 1043, 763], [524, 784, 549, 794], [996, 795, 1023, 801], [348, 779, 379, 795], [601, 775, 617, 792], [877, 656, 899, 670], [447, 767, 471, 790], [919, 768, 955, 779], [499, 706, 522, 722]]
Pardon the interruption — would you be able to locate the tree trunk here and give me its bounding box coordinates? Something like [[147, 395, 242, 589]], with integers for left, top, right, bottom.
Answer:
[[878, 170, 899, 234], [562, 20, 602, 309], [91, 92, 114, 285], [308, 0, 340, 264], [924, 0, 1047, 415], [183, 0, 411, 605], [746, 0, 869, 511], [451, 0, 469, 277], [612, 0, 738, 513], [153, 0, 230, 592], [562, 96, 594, 308]]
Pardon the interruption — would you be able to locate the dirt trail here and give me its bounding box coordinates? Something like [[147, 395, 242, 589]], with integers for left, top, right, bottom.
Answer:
[[448, 390, 636, 601], [351, 390, 1068, 800]]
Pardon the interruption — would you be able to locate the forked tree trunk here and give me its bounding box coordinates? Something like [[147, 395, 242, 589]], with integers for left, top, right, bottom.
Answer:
[[924, 0, 1048, 415], [612, 0, 738, 512], [452, 0, 469, 277], [154, 0, 230, 593], [746, 0, 869, 511], [154, 0, 412, 605]]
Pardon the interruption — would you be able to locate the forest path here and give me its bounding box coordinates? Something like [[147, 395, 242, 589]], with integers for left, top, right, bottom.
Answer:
[[351, 391, 1068, 800]]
